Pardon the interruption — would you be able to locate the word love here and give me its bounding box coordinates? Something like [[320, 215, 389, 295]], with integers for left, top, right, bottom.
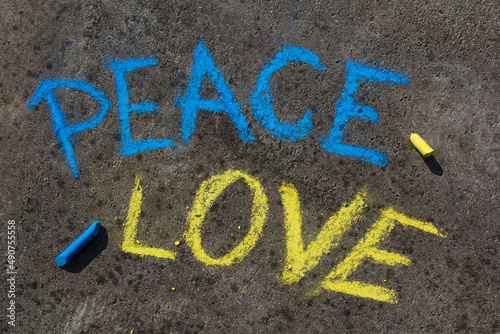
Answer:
[[123, 169, 445, 304], [28, 41, 409, 177]]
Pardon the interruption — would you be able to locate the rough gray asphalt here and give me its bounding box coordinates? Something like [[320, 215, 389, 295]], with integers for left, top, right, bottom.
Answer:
[[1, 1, 499, 333]]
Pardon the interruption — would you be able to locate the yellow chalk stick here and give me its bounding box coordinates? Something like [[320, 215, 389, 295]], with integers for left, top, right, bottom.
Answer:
[[410, 133, 434, 157]]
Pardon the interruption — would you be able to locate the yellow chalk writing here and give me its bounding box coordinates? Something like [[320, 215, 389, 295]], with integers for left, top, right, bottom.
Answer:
[[317, 208, 446, 304], [122, 174, 176, 259], [118, 170, 446, 303], [279, 183, 368, 283], [186, 169, 268, 266]]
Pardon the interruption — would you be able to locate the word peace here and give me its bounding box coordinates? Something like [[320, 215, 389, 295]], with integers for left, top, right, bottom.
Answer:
[[123, 169, 445, 304], [28, 41, 409, 177]]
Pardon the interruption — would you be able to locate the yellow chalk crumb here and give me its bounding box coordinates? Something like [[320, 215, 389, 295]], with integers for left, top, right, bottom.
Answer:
[[171, 287, 175, 291], [135, 240, 140, 244], [288, 265, 292, 270], [238, 226, 241, 230], [175, 241, 181, 246]]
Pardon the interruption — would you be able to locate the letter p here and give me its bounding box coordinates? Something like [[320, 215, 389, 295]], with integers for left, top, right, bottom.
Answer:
[[27, 79, 111, 177]]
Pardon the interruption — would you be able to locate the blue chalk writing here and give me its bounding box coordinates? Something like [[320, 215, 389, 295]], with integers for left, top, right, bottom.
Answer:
[[106, 58, 175, 155], [27, 79, 111, 177], [28, 42, 412, 177], [249, 46, 326, 142], [320, 61, 409, 166], [175, 41, 254, 143]]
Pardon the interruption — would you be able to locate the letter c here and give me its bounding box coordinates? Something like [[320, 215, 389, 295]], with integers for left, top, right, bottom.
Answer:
[[249, 46, 326, 142]]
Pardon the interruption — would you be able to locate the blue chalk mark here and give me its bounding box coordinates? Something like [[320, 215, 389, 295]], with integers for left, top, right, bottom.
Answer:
[[27, 79, 111, 177], [249, 46, 326, 142], [55, 221, 101, 267], [106, 58, 175, 155], [320, 60, 409, 167], [175, 41, 254, 143]]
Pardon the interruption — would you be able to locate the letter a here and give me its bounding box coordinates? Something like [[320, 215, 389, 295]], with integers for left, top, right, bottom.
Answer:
[[175, 41, 254, 143]]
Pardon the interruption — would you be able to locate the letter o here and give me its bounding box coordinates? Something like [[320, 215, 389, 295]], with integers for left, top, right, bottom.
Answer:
[[186, 169, 269, 266]]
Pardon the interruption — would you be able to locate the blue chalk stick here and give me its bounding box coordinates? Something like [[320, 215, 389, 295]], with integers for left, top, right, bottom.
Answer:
[[55, 221, 101, 267]]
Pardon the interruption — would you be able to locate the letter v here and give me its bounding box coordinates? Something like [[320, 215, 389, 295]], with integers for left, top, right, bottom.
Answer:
[[279, 183, 368, 284]]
